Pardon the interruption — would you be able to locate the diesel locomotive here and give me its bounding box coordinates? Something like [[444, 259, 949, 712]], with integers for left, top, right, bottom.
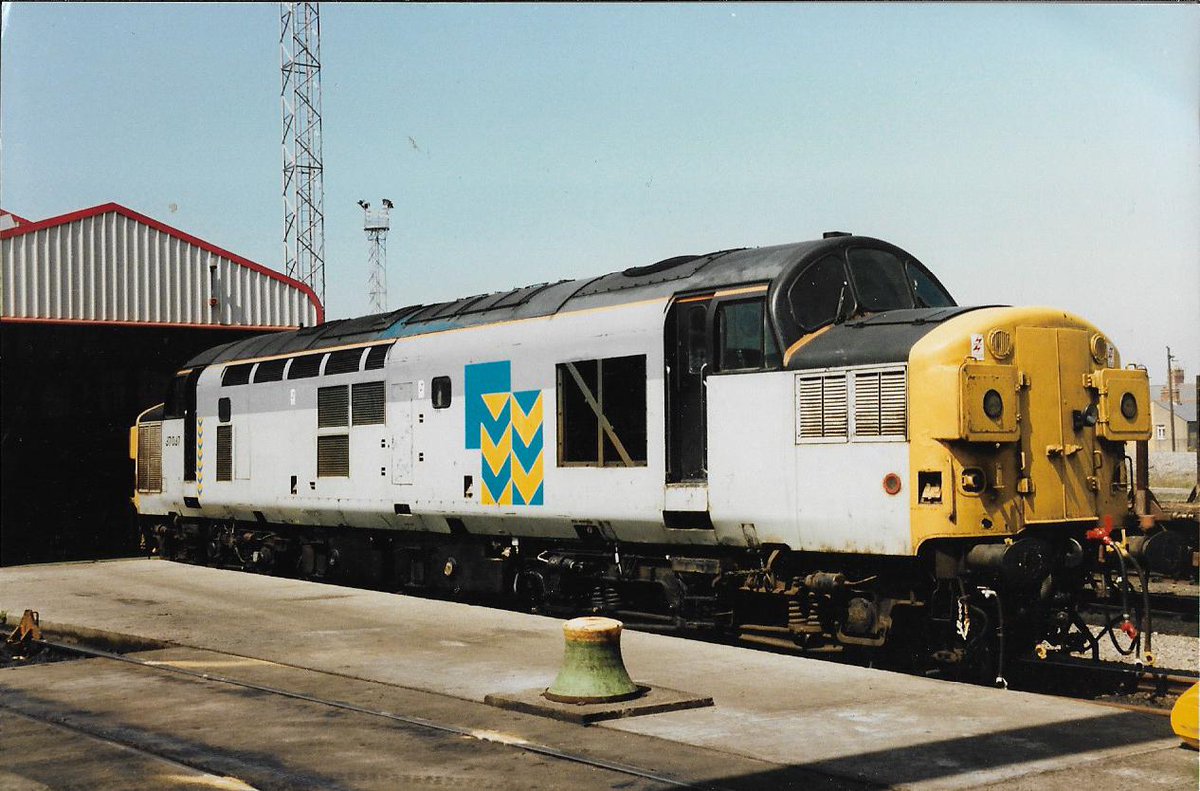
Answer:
[[131, 234, 1160, 675]]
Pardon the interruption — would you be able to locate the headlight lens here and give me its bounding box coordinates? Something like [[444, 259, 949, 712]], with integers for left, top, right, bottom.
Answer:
[[983, 389, 1004, 419], [1120, 392, 1138, 420]]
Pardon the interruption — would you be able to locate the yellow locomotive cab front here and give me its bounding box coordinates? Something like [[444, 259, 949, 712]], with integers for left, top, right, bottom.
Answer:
[[907, 306, 1151, 549]]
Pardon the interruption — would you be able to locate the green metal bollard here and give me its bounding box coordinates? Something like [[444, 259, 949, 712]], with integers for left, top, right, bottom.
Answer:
[[543, 617, 642, 703]]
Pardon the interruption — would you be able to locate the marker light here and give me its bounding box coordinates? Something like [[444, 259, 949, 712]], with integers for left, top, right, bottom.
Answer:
[[1073, 403, 1099, 431], [983, 389, 1004, 420], [1120, 392, 1138, 420]]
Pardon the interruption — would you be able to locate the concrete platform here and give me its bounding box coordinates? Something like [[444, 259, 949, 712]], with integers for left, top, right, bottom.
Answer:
[[1, 558, 1195, 790]]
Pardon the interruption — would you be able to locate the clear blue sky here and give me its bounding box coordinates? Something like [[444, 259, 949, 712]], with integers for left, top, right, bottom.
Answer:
[[2, 3, 1196, 382]]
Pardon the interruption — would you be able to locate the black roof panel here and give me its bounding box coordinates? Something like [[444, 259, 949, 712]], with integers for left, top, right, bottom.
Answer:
[[185, 236, 949, 367]]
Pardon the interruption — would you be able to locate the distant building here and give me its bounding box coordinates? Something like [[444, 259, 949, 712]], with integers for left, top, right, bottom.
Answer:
[[1149, 399, 1196, 454], [0, 209, 29, 232]]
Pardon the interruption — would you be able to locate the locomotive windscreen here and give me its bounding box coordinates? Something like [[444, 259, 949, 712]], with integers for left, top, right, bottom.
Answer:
[[847, 249, 954, 313]]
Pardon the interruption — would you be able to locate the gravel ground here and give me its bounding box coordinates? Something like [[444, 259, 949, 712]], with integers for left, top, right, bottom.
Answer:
[[1148, 450, 1199, 490], [1094, 627, 1198, 672], [1091, 580, 1198, 672]]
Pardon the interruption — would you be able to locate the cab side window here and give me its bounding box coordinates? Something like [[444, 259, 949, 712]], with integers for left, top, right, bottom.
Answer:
[[716, 298, 779, 371]]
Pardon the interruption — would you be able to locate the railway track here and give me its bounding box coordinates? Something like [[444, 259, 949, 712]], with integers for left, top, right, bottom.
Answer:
[[9, 636, 711, 791], [1006, 654, 1197, 715], [1079, 588, 1198, 637]]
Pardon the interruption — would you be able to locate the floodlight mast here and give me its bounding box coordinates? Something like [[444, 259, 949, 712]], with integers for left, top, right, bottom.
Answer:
[[361, 199, 392, 314], [280, 2, 326, 308]]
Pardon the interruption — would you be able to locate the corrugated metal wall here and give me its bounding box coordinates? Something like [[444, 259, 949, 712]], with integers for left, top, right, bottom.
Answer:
[[2, 209, 319, 328]]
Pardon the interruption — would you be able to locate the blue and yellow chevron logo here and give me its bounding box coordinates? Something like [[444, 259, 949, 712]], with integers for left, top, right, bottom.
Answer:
[[196, 418, 204, 498], [465, 361, 543, 507]]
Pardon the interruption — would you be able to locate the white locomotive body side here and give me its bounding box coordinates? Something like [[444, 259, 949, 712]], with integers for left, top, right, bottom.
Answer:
[[133, 235, 1155, 672], [142, 295, 914, 555]]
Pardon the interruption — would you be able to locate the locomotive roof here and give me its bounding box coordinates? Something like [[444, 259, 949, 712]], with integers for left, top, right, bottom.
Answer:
[[184, 235, 952, 368]]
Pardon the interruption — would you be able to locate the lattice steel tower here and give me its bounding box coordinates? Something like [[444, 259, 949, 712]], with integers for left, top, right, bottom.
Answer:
[[359, 199, 392, 313], [280, 2, 326, 306]]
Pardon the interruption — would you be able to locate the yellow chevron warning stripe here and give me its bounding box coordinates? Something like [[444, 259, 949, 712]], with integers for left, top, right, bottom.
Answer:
[[482, 480, 513, 506], [481, 425, 512, 473], [512, 453, 543, 504], [482, 392, 510, 421], [511, 393, 543, 447]]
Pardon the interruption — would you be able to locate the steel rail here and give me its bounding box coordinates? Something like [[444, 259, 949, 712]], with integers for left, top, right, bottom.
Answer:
[[32, 638, 717, 791], [1009, 655, 1198, 716], [0, 705, 256, 784]]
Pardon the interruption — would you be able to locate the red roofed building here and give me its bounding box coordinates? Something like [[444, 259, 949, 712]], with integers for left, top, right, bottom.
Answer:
[[1, 203, 324, 564]]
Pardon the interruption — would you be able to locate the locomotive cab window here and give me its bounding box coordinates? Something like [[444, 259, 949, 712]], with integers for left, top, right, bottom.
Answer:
[[557, 355, 647, 467], [846, 248, 956, 312], [716, 298, 779, 372], [907, 262, 955, 308], [164, 372, 188, 419], [789, 255, 850, 332], [846, 249, 911, 312], [785, 249, 956, 342]]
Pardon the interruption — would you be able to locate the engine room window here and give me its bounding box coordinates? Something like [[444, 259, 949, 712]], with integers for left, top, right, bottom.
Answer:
[[364, 344, 391, 370], [218, 397, 231, 423], [717, 299, 779, 371], [846, 249, 912, 312], [222, 363, 254, 387], [316, 434, 350, 477], [789, 255, 849, 331], [324, 348, 366, 376], [287, 353, 323, 380], [352, 382, 386, 425], [557, 355, 647, 467], [254, 358, 288, 383], [318, 385, 350, 428], [431, 376, 452, 409]]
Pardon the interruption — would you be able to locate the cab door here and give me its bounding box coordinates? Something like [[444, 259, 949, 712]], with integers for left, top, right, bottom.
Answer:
[[666, 298, 711, 482], [180, 366, 206, 482]]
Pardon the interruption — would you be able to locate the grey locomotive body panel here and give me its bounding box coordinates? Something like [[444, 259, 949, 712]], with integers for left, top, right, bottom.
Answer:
[[138, 236, 960, 556]]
